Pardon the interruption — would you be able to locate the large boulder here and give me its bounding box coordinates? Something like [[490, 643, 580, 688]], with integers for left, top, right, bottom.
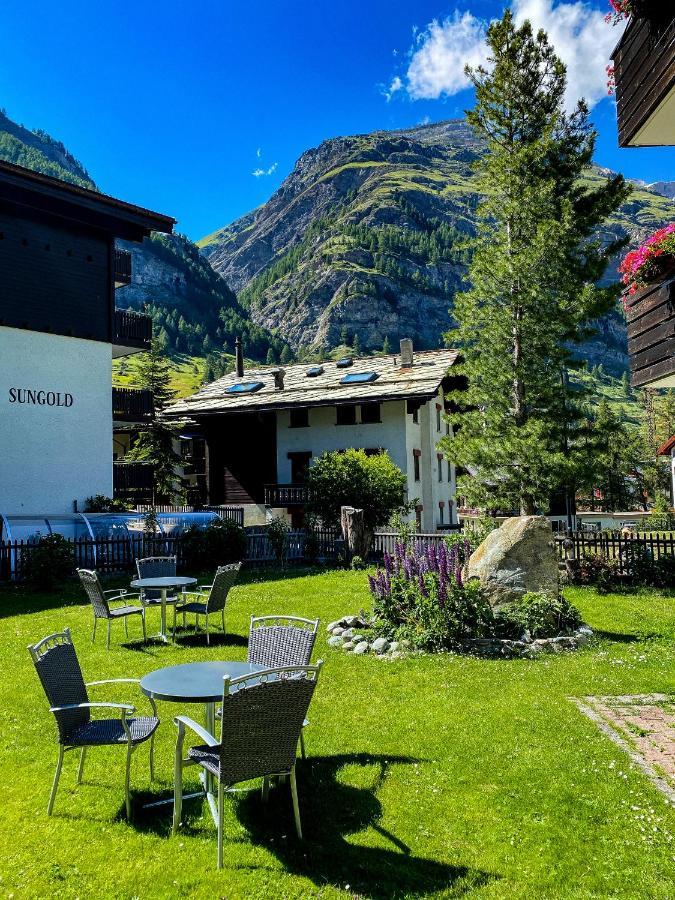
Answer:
[[466, 516, 558, 608]]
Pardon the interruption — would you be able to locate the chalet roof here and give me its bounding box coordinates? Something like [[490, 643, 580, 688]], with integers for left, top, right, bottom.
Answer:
[[0, 160, 175, 241], [165, 349, 460, 417], [657, 435, 675, 456]]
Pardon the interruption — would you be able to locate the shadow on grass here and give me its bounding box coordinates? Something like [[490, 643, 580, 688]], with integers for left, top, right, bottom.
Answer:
[[133, 753, 498, 898], [593, 630, 643, 644]]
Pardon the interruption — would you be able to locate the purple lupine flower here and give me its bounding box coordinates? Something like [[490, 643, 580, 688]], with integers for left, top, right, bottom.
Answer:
[[454, 565, 463, 587], [395, 541, 405, 564], [418, 573, 429, 598], [438, 574, 447, 608], [368, 574, 377, 595], [383, 550, 393, 574]]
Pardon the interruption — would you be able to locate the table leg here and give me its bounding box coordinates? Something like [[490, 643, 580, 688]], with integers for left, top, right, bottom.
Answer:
[[160, 588, 168, 642], [205, 702, 216, 795]]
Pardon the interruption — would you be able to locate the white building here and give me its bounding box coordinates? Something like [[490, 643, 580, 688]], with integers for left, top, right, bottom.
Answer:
[[167, 340, 461, 531], [0, 160, 174, 519]]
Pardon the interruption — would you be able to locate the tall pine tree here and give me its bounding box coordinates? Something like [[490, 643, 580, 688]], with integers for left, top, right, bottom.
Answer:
[[126, 338, 184, 503], [441, 11, 630, 514]]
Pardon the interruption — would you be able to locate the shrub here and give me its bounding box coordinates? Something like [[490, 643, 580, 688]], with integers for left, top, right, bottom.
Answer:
[[368, 540, 493, 651], [568, 551, 621, 593], [350, 555, 366, 570], [307, 449, 407, 531], [84, 494, 128, 512], [495, 591, 582, 639], [624, 543, 675, 588], [180, 518, 246, 571], [20, 534, 74, 589], [267, 516, 290, 563]]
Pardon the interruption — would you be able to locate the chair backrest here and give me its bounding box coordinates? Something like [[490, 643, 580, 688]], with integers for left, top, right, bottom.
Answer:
[[136, 556, 176, 600], [28, 629, 89, 743], [77, 568, 110, 619], [206, 562, 241, 613], [218, 663, 322, 784], [247, 615, 319, 668]]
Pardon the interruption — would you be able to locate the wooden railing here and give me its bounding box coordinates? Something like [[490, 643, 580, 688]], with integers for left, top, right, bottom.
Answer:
[[625, 276, 675, 388], [113, 308, 152, 350], [113, 462, 154, 503], [264, 484, 310, 506], [112, 387, 154, 422], [114, 248, 132, 285]]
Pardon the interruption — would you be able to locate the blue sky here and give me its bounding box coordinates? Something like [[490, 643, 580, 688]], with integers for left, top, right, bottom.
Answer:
[[1, 0, 674, 240]]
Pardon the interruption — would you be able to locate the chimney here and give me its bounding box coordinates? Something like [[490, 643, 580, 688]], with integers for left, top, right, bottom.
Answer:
[[235, 337, 244, 377], [400, 338, 414, 368], [272, 368, 286, 390]]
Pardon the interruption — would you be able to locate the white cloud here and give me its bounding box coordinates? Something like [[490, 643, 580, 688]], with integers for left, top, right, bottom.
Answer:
[[383, 75, 404, 101], [252, 162, 278, 177], [256, 147, 262, 158], [402, 1, 616, 111]]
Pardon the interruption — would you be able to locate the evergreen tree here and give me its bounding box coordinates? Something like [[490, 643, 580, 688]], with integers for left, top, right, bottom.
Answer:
[[340, 325, 350, 347], [621, 370, 632, 400], [126, 338, 184, 503], [280, 346, 294, 364], [266, 347, 278, 366], [441, 10, 629, 514], [352, 333, 361, 356], [382, 336, 391, 355]]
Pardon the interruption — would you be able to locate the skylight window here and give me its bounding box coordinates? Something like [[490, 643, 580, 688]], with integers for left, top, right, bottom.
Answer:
[[336, 357, 353, 369], [340, 372, 379, 384], [225, 381, 264, 394], [306, 366, 324, 377]]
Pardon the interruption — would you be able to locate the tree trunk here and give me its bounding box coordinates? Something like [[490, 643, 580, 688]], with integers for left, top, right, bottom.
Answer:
[[340, 506, 373, 561]]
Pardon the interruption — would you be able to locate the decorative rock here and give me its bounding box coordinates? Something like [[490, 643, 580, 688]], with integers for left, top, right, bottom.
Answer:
[[371, 637, 390, 654], [466, 516, 559, 608], [342, 641, 355, 651], [388, 641, 399, 654], [353, 641, 369, 655], [327, 621, 340, 632], [327, 635, 344, 648], [343, 616, 358, 627], [351, 634, 365, 644], [331, 626, 345, 637], [400, 639, 411, 649], [341, 628, 355, 640]]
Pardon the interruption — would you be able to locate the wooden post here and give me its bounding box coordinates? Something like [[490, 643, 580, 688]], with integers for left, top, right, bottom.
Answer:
[[340, 506, 373, 561]]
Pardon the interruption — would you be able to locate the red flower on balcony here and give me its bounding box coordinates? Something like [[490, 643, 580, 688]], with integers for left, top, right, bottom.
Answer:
[[619, 224, 675, 299], [605, 0, 634, 25]]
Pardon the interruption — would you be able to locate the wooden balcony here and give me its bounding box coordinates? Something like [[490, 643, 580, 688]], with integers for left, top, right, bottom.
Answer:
[[113, 308, 152, 357], [612, 7, 675, 147], [112, 387, 154, 423], [626, 275, 675, 388], [114, 248, 132, 287], [264, 484, 310, 507], [113, 461, 154, 503]]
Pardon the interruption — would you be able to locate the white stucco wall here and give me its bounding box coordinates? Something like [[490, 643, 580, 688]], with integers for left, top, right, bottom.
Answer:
[[0, 327, 112, 514], [276, 393, 457, 532]]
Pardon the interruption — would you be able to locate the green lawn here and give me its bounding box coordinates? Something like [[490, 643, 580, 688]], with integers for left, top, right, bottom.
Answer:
[[0, 570, 673, 899]]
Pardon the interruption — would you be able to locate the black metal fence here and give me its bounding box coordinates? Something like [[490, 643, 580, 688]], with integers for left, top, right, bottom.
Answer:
[[555, 531, 675, 574]]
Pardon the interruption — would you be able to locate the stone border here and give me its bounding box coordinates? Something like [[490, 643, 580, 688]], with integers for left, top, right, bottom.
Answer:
[[326, 615, 593, 659]]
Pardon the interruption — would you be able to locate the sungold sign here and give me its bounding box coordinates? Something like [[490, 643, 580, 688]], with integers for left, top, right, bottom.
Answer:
[[8, 388, 74, 407]]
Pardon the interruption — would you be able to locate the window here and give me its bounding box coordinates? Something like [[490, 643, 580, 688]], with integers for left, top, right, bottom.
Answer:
[[415, 505, 423, 530], [305, 366, 323, 377], [412, 408, 419, 424], [436, 403, 442, 432], [290, 408, 309, 428], [288, 451, 312, 484], [437, 454, 443, 482], [360, 402, 381, 424], [225, 381, 264, 394], [364, 448, 382, 457], [340, 371, 379, 384], [446, 421, 450, 436], [447, 459, 452, 482], [336, 357, 353, 369], [336, 405, 357, 426], [413, 449, 421, 481], [439, 501, 445, 525]]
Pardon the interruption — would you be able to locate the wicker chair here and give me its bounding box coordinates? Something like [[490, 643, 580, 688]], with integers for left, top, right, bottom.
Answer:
[[247, 615, 319, 759], [173, 562, 241, 643], [28, 628, 159, 818], [77, 568, 146, 648], [136, 555, 179, 606], [173, 662, 322, 868]]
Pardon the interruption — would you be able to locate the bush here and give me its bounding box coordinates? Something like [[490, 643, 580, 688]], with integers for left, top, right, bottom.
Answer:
[[368, 540, 494, 651], [568, 552, 621, 593], [84, 495, 128, 512], [307, 449, 407, 531], [20, 534, 74, 589], [180, 518, 247, 571], [624, 543, 675, 588], [350, 555, 366, 570], [267, 516, 290, 563], [495, 591, 582, 639]]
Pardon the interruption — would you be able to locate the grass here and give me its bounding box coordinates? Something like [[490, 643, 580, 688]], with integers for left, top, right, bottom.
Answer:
[[1, 570, 673, 899]]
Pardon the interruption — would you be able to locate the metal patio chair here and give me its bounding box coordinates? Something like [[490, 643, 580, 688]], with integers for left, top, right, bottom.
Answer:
[[77, 568, 146, 648], [28, 628, 159, 819], [247, 615, 319, 759], [136, 555, 180, 606], [172, 662, 323, 869], [173, 562, 241, 643]]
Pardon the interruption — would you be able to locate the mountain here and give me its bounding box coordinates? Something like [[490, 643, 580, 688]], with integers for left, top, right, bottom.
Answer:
[[200, 120, 675, 373], [0, 110, 288, 367], [631, 178, 675, 201]]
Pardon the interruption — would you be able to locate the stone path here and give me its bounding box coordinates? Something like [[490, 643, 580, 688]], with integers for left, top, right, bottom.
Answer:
[[571, 694, 675, 804]]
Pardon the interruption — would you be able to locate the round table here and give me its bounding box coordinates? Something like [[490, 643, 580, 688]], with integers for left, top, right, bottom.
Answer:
[[140, 661, 265, 803], [130, 576, 197, 642]]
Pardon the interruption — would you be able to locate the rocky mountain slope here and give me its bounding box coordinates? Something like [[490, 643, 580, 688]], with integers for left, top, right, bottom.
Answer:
[[200, 120, 675, 373], [0, 110, 287, 364]]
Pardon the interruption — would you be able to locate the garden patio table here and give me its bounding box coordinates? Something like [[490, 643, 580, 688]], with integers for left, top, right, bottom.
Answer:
[[139, 660, 266, 808], [130, 576, 197, 642]]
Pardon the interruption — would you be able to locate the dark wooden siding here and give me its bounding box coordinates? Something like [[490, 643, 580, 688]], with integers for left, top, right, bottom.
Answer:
[[626, 276, 675, 387], [0, 207, 112, 342], [613, 12, 675, 147], [202, 412, 277, 505]]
